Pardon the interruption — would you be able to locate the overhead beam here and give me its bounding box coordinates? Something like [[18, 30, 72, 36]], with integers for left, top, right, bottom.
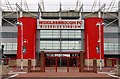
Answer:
[[38, 3, 42, 12], [78, 4, 83, 12], [24, 0, 29, 12], [78, 4, 83, 20], [16, 3, 23, 11], [91, 0, 97, 12], [98, 4, 106, 18], [98, 4, 106, 12], [38, 3, 42, 19], [16, 3, 23, 17], [41, 0, 45, 11], [2, 18, 16, 27], [6, 0, 13, 11]]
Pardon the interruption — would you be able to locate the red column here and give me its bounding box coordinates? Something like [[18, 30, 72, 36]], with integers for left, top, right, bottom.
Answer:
[[84, 18, 104, 59], [17, 17, 36, 59]]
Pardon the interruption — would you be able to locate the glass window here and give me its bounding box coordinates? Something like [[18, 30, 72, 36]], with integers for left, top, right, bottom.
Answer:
[[6, 43, 12, 50], [104, 43, 119, 51], [104, 33, 119, 38], [40, 30, 82, 51], [1, 43, 17, 51], [13, 43, 17, 50], [40, 41, 60, 50], [61, 41, 81, 50], [114, 44, 118, 50]]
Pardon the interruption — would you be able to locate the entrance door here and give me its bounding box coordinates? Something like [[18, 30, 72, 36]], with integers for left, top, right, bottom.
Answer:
[[57, 57, 67, 72], [45, 56, 80, 72], [69, 57, 79, 72], [45, 57, 56, 72], [45, 57, 68, 72]]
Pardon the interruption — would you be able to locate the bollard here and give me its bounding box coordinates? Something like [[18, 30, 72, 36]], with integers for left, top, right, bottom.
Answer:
[[40, 51, 45, 72], [55, 57, 57, 72], [79, 51, 84, 72], [93, 59, 97, 73], [28, 59, 31, 72], [67, 58, 69, 72]]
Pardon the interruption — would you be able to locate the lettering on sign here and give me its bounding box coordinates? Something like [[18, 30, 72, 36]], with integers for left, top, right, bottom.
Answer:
[[37, 20, 84, 29]]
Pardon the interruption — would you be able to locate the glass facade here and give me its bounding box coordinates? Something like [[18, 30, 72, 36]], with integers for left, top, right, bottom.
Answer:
[[104, 43, 119, 52], [1, 43, 17, 51], [104, 33, 119, 38], [1, 30, 119, 54], [1, 32, 17, 38], [39, 30, 119, 53], [40, 30, 82, 52]]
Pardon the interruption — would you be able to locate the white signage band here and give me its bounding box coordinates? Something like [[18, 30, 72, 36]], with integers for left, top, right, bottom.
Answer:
[[37, 20, 84, 29]]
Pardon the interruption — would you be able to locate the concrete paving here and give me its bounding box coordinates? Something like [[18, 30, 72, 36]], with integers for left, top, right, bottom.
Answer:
[[2, 67, 120, 79], [5, 72, 118, 79]]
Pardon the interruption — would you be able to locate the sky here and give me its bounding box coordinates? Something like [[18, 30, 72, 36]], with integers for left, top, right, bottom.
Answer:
[[1, 0, 119, 12]]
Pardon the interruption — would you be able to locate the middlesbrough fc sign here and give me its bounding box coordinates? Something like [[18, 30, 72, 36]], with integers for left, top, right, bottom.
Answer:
[[37, 20, 84, 29]]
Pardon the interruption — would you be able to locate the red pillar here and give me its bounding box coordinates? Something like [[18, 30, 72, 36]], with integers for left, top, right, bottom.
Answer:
[[17, 17, 36, 59], [84, 18, 104, 59]]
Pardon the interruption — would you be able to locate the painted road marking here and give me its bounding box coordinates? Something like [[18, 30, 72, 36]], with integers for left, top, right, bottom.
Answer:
[[97, 71, 115, 74], [4, 72, 27, 79], [8, 72, 27, 74], [4, 74, 18, 79], [108, 73, 120, 79], [98, 71, 120, 79]]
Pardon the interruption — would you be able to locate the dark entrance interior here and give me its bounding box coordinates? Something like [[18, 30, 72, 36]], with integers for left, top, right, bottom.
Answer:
[[45, 56, 79, 67], [42, 52, 83, 72], [45, 57, 68, 67]]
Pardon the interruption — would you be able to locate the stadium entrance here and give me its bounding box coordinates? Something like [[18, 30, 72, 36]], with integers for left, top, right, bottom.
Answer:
[[40, 52, 84, 72], [17, 17, 104, 72], [35, 20, 85, 69]]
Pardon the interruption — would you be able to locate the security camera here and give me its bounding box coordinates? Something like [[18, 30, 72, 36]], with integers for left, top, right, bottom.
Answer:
[[96, 22, 105, 26], [101, 23, 105, 26], [16, 21, 23, 26], [96, 22, 100, 26]]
